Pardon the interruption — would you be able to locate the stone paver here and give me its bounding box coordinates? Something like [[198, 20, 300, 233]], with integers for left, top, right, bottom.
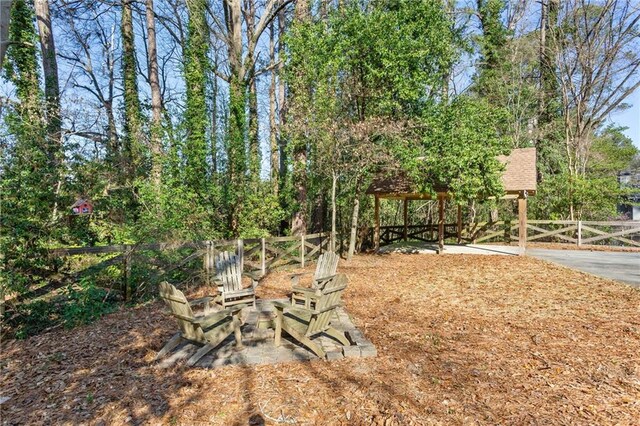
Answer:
[[190, 299, 375, 368]]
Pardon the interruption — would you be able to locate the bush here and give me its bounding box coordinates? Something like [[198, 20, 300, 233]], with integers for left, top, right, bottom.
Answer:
[[7, 277, 119, 339]]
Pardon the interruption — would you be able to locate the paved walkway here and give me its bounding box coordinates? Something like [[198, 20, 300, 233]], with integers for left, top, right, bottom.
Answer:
[[378, 242, 521, 255], [526, 248, 640, 288], [379, 242, 640, 287]]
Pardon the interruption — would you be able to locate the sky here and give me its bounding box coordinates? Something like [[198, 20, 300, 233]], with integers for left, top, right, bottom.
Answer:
[[609, 89, 640, 149]]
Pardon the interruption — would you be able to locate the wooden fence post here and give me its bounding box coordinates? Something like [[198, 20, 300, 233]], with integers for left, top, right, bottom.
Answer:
[[330, 231, 336, 253], [237, 239, 244, 272], [577, 221, 582, 247], [261, 238, 266, 276], [301, 234, 305, 267], [123, 245, 132, 301], [203, 241, 212, 285], [505, 219, 511, 243]]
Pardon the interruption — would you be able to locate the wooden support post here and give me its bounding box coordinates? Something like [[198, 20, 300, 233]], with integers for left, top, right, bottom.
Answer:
[[518, 192, 527, 255], [261, 238, 266, 276], [456, 204, 462, 244], [330, 231, 335, 253], [301, 234, 305, 267], [374, 196, 380, 250], [577, 220, 582, 248], [403, 198, 408, 241], [203, 241, 210, 286], [237, 239, 244, 272], [438, 195, 445, 254], [123, 245, 132, 300]]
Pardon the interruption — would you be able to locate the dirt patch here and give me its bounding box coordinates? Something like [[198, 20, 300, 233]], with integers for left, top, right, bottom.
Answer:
[[1, 254, 639, 425]]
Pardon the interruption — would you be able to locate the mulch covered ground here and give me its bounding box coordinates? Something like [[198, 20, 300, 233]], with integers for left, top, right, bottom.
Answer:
[[2, 254, 639, 425]]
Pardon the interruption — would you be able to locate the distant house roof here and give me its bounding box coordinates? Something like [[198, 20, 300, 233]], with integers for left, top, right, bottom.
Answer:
[[71, 199, 92, 208], [366, 147, 537, 199]]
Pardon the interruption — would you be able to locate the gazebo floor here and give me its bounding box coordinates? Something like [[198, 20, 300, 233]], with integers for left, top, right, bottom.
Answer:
[[378, 242, 520, 255]]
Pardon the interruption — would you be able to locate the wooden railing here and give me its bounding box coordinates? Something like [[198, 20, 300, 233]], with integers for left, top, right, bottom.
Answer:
[[378, 224, 458, 245], [50, 232, 331, 300]]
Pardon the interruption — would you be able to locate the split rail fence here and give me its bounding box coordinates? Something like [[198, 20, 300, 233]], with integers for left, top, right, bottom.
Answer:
[[49, 232, 330, 300], [375, 220, 640, 248]]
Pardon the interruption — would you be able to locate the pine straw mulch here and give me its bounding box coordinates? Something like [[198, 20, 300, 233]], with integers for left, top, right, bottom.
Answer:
[[2, 254, 640, 425]]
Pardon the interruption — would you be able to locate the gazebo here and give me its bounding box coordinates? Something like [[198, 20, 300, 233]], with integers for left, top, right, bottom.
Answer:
[[366, 147, 537, 254]]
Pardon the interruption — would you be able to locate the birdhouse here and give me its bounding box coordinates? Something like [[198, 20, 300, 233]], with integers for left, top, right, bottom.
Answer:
[[71, 199, 94, 215]]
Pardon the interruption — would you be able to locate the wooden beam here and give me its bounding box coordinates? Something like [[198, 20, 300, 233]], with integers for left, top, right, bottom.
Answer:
[[518, 192, 527, 255], [438, 195, 445, 253], [374, 196, 380, 250], [403, 198, 408, 241]]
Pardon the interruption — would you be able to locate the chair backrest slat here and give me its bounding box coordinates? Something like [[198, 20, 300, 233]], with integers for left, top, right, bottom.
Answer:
[[159, 282, 204, 341], [314, 252, 339, 280], [215, 251, 242, 293], [305, 274, 347, 336]]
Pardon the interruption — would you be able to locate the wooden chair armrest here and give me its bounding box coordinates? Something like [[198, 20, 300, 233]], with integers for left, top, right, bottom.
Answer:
[[224, 288, 255, 297], [243, 271, 261, 282], [272, 300, 290, 311], [311, 274, 338, 290], [194, 306, 242, 328], [290, 272, 311, 286], [314, 274, 337, 282], [272, 301, 321, 317], [322, 284, 347, 295], [189, 296, 214, 307], [315, 303, 342, 315], [290, 272, 311, 279], [291, 286, 320, 296]]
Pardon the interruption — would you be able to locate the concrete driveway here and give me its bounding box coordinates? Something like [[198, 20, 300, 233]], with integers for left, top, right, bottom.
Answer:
[[526, 248, 640, 288]]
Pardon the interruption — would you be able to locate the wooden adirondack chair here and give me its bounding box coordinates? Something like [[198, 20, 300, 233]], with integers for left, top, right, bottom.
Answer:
[[156, 281, 242, 366], [290, 251, 340, 307], [274, 273, 350, 359], [291, 251, 340, 290], [214, 251, 257, 308]]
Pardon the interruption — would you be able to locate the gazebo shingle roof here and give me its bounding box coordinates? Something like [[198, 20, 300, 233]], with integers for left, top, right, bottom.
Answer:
[[366, 147, 536, 198], [497, 147, 537, 193]]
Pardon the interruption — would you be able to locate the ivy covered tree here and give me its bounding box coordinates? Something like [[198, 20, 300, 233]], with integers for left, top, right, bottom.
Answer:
[[1, 0, 58, 299], [183, 0, 210, 193]]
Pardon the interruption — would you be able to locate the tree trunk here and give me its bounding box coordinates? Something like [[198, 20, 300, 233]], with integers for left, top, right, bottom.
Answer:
[[269, 21, 278, 194], [211, 53, 219, 174], [34, 0, 60, 148], [490, 208, 499, 223], [184, 0, 209, 190], [34, 0, 62, 220], [145, 0, 163, 185], [277, 9, 287, 186], [121, 0, 142, 181], [248, 75, 259, 181], [291, 146, 307, 235], [347, 197, 360, 261], [0, 0, 11, 68], [331, 171, 337, 252], [224, 0, 247, 193], [246, 0, 260, 182], [291, 0, 309, 235]]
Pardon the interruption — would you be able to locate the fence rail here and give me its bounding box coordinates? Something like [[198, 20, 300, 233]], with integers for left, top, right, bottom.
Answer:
[[48, 232, 331, 300], [374, 220, 640, 248]]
